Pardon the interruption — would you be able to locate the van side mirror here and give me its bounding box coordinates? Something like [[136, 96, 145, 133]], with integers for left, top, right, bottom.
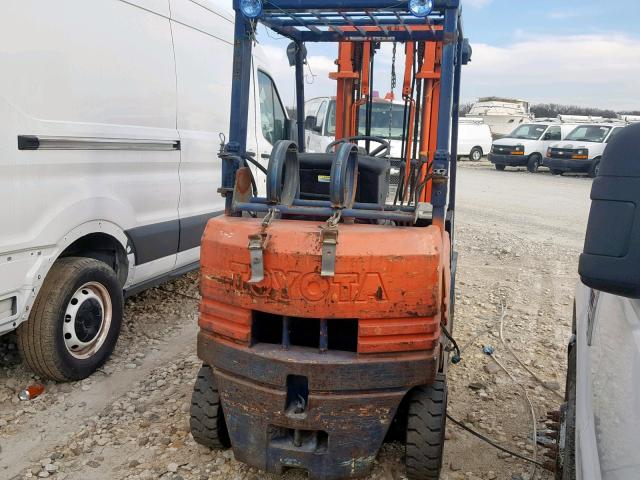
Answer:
[[579, 123, 640, 298]]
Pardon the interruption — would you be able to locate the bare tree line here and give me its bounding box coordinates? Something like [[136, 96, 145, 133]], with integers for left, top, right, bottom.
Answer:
[[460, 102, 640, 118]]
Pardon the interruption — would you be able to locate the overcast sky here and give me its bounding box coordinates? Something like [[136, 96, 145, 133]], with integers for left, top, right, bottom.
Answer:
[[258, 0, 640, 111]]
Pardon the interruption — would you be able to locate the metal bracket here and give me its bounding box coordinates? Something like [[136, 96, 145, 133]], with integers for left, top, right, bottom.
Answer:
[[320, 227, 338, 277], [248, 233, 266, 283], [320, 211, 341, 277], [247, 209, 275, 283]]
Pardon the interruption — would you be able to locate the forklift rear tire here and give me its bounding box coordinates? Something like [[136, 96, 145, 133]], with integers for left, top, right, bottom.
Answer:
[[190, 364, 231, 450], [495, 164, 506, 171], [405, 374, 448, 480]]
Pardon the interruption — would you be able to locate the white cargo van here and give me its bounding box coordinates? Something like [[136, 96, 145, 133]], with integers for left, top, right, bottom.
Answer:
[[457, 117, 492, 161], [304, 97, 492, 161], [544, 124, 626, 177], [0, 0, 288, 381], [488, 121, 578, 173]]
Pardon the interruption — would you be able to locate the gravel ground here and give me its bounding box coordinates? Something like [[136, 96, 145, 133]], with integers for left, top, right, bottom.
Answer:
[[0, 161, 593, 480]]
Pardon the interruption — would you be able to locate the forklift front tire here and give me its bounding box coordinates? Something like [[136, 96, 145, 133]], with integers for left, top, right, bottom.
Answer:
[[405, 374, 448, 480], [190, 364, 231, 450], [495, 164, 506, 171]]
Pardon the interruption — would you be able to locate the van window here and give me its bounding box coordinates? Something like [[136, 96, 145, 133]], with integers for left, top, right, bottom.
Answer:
[[508, 124, 547, 140], [358, 103, 406, 140], [326, 101, 337, 136], [305, 99, 321, 119], [565, 125, 612, 143], [316, 101, 328, 132], [325, 101, 406, 139], [258, 71, 287, 144], [606, 127, 624, 143], [544, 126, 561, 141]]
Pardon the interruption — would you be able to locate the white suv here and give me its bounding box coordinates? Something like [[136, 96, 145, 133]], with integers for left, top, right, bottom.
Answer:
[[0, 0, 286, 381]]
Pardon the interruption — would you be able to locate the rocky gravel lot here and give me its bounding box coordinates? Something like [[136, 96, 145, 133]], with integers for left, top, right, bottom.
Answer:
[[0, 162, 593, 480]]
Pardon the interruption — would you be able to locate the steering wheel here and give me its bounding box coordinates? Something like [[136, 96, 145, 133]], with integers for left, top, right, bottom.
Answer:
[[325, 135, 391, 158]]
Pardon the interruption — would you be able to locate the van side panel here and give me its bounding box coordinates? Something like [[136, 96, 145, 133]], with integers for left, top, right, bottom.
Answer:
[[170, 0, 241, 268], [0, 0, 181, 324]]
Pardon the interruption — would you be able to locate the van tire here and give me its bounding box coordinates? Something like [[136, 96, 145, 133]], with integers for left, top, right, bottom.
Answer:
[[190, 365, 231, 449], [405, 375, 448, 480], [588, 159, 601, 178], [469, 147, 483, 162], [495, 164, 506, 171], [527, 153, 542, 173], [17, 257, 123, 382]]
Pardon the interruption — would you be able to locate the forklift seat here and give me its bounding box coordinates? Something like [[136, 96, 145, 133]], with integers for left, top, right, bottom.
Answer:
[[298, 152, 390, 206]]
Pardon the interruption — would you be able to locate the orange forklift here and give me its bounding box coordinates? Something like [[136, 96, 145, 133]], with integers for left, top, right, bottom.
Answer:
[[190, 1, 471, 479]]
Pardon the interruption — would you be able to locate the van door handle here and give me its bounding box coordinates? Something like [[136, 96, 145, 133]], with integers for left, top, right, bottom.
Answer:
[[261, 153, 270, 159]]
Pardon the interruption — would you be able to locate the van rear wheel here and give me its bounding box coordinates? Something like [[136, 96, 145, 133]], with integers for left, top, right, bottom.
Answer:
[[469, 147, 483, 162], [405, 374, 448, 480], [17, 257, 123, 382]]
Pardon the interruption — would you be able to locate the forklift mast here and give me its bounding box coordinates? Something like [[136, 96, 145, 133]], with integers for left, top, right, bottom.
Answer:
[[223, 0, 469, 232]]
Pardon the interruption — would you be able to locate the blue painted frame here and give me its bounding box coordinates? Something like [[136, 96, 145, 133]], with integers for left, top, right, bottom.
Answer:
[[225, 0, 465, 226]]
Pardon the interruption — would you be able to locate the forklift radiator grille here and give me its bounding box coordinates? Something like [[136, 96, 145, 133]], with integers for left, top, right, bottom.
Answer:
[[252, 312, 359, 353]]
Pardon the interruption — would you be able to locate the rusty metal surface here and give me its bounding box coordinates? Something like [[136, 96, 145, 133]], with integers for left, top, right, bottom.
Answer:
[[198, 333, 438, 392], [200, 216, 443, 320], [217, 368, 403, 479], [196, 214, 450, 478]]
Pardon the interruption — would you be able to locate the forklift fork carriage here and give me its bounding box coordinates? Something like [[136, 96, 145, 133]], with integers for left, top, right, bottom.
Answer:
[[193, 1, 470, 479]]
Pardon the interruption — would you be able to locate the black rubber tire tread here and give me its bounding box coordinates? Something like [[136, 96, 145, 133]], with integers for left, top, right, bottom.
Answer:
[[405, 374, 448, 480], [588, 160, 600, 178], [527, 153, 542, 173], [495, 164, 506, 171], [551, 169, 563, 176], [190, 365, 231, 450], [17, 257, 122, 382]]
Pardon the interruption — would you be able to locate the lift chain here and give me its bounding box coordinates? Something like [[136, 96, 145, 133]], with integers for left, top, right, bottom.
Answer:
[[388, 42, 397, 139]]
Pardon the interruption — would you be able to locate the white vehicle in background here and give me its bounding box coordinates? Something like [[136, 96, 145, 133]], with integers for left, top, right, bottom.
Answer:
[[488, 121, 579, 173], [305, 97, 492, 160], [543, 123, 626, 177], [0, 0, 287, 381], [457, 117, 492, 161], [467, 97, 533, 138], [557, 123, 640, 480], [305, 97, 492, 202]]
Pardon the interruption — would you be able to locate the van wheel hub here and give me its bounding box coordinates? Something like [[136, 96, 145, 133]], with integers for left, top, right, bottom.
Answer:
[[63, 282, 112, 359]]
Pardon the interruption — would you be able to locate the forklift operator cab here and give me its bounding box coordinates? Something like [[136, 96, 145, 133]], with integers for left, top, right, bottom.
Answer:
[[191, 1, 471, 479]]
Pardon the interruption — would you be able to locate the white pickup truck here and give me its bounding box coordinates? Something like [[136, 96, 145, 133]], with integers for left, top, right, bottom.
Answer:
[[0, 0, 288, 381]]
